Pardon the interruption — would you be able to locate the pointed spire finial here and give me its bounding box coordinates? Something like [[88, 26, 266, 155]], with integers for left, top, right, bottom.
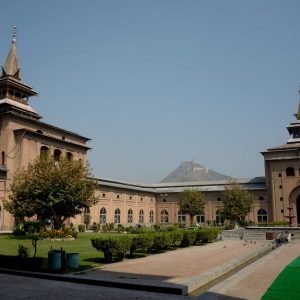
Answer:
[[1, 26, 21, 80], [12, 25, 17, 44], [296, 84, 300, 120]]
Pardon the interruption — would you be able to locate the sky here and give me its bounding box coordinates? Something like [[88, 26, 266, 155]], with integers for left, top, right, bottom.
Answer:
[[1, 0, 300, 183]]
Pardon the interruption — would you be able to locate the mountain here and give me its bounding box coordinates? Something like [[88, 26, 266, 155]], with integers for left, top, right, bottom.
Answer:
[[160, 161, 231, 183]]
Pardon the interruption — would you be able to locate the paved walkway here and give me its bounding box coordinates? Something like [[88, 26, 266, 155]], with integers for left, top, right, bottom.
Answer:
[[1, 240, 299, 299], [198, 240, 300, 299], [68, 240, 273, 295]]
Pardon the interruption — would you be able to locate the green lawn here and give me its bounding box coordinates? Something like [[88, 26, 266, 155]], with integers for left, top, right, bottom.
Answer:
[[262, 256, 300, 299], [0, 232, 105, 271]]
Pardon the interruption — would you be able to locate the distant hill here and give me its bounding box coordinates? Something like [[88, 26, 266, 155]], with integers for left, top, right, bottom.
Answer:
[[160, 161, 231, 183]]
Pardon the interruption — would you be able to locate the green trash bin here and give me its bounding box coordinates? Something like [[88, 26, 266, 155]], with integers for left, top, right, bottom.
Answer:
[[66, 253, 80, 269], [48, 250, 63, 271]]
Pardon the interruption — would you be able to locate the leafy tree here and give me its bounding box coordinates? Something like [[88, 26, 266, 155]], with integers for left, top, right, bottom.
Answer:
[[178, 189, 206, 224], [221, 180, 253, 225], [5, 155, 99, 229]]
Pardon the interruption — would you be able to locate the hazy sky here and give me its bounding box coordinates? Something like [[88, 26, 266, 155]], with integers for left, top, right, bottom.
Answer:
[[1, 0, 300, 182]]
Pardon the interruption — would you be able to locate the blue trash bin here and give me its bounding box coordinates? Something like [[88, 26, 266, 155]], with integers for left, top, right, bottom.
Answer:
[[66, 253, 80, 269], [48, 250, 62, 271]]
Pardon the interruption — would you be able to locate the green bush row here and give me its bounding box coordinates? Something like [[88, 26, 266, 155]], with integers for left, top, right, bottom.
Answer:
[[91, 235, 134, 262], [256, 221, 289, 227], [91, 228, 219, 262]]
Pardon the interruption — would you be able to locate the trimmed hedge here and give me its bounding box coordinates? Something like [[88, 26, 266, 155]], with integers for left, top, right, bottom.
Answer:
[[256, 221, 289, 227], [130, 233, 154, 257], [181, 230, 196, 247], [169, 230, 184, 246], [152, 232, 173, 251], [91, 235, 133, 262], [92, 228, 220, 263], [195, 228, 219, 243]]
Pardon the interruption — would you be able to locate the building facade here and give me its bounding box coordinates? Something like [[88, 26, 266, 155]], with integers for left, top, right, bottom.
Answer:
[[0, 31, 299, 230]]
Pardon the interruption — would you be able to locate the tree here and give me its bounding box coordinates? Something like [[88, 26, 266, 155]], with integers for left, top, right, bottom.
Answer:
[[220, 180, 253, 225], [178, 189, 206, 224], [5, 155, 99, 229]]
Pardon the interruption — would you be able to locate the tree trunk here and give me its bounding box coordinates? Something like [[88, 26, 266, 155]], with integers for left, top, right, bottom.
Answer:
[[52, 217, 64, 230]]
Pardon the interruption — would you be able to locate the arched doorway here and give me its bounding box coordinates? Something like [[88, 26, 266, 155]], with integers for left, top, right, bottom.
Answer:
[[288, 186, 300, 226], [297, 196, 300, 225]]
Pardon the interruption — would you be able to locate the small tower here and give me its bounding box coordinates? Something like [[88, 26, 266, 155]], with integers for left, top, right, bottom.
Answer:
[[287, 89, 300, 143], [0, 26, 40, 119]]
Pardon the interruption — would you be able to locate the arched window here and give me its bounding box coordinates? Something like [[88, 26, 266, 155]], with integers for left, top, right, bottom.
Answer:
[[178, 209, 186, 224], [139, 209, 144, 224], [66, 152, 73, 160], [114, 208, 121, 224], [1, 151, 5, 165], [286, 167, 295, 177], [160, 209, 169, 224], [40, 146, 49, 157], [216, 210, 224, 225], [54, 149, 62, 161], [149, 210, 154, 223], [257, 209, 268, 223], [100, 207, 106, 224], [127, 209, 133, 224]]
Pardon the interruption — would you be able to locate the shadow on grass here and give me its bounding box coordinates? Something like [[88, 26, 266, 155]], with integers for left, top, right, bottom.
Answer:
[[7, 235, 32, 240]]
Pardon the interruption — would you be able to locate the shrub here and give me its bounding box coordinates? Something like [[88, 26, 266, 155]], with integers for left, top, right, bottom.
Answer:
[[13, 227, 26, 236], [124, 226, 134, 233], [18, 244, 29, 258], [152, 232, 172, 251], [102, 223, 115, 232], [92, 235, 134, 262], [153, 224, 160, 231], [257, 221, 289, 227], [23, 221, 44, 234], [116, 224, 125, 232], [82, 214, 91, 229], [91, 222, 100, 233], [39, 227, 77, 239], [128, 225, 149, 234], [195, 228, 219, 243], [181, 230, 196, 247], [239, 220, 255, 227], [78, 224, 85, 232], [168, 230, 183, 246], [130, 233, 154, 256]]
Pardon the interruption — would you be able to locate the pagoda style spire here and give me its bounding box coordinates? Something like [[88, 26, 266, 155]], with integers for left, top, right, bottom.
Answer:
[[297, 87, 300, 120], [2, 26, 21, 80], [287, 89, 300, 143], [0, 27, 39, 119]]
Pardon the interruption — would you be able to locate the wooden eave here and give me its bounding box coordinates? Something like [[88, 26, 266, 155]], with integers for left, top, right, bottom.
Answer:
[[0, 77, 37, 96], [14, 128, 91, 152]]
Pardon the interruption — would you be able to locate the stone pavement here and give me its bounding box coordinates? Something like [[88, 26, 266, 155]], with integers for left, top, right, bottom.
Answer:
[[66, 239, 274, 295], [197, 239, 300, 299], [1, 240, 299, 299], [0, 272, 189, 300]]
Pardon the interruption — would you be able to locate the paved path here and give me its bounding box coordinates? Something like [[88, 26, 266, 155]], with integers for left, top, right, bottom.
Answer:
[[0, 240, 299, 299], [70, 240, 273, 294], [0, 273, 187, 300], [198, 240, 300, 299]]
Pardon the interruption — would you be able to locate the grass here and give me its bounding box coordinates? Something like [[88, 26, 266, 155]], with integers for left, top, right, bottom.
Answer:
[[262, 256, 300, 299], [0, 232, 106, 271]]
